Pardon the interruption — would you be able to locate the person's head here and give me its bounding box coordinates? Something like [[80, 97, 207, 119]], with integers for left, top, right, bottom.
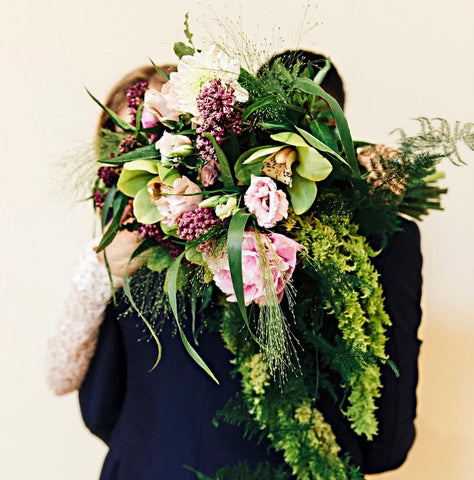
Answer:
[[262, 49, 345, 109], [97, 64, 175, 135]]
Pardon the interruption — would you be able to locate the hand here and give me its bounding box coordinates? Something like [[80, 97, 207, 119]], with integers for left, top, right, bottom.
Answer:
[[95, 229, 146, 287]]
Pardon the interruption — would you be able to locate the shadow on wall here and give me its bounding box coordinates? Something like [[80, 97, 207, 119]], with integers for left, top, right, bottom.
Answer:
[[367, 319, 474, 480]]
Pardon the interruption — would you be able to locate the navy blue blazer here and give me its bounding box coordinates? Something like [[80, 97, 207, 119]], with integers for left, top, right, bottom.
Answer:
[[79, 218, 422, 478]]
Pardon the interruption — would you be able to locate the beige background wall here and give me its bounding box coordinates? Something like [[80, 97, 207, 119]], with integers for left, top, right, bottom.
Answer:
[[1, 0, 473, 478]]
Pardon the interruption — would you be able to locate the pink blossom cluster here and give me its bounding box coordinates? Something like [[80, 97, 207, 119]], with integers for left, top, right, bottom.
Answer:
[[118, 135, 138, 155], [177, 207, 221, 242], [98, 166, 122, 188], [93, 189, 105, 209], [137, 223, 183, 259], [126, 81, 148, 125], [203, 231, 303, 306], [196, 79, 243, 186]]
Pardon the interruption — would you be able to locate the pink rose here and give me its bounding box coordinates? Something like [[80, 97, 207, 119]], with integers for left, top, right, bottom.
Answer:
[[203, 231, 303, 306], [156, 132, 192, 161], [142, 83, 180, 126], [156, 176, 203, 227], [244, 175, 289, 228]]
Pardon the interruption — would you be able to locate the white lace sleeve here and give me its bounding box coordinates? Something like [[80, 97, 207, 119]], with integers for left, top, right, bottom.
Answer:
[[45, 240, 123, 395]]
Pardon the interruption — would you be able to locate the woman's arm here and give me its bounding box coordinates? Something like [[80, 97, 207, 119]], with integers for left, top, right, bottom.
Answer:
[[45, 230, 143, 395], [45, 240, 114, 395]]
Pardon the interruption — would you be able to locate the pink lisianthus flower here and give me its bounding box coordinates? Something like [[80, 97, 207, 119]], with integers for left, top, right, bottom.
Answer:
[[244, 175, 289, 228], [156, 176, 203, 227], [142, 83, 180, 127], [156, 132, 192, 162], [203, 231, 303, 306]]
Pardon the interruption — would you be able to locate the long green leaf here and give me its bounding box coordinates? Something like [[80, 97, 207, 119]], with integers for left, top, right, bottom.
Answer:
[[135, 102, 144, 135], [292, 78, 360, 175], [203, 133, 234, 188], [96, 194, 128, 252], [191, 282, 198, 345], [227, 210, 260, 345], [148, 58, 170, 80], [309, 119, 338, 152], [313, 57, 331, 85], [100, 145, 159, 165], [86, 88, 136, 133], [101, 184, 117, 230], [296, 127, 351, 170], [167, 252, 219, 384]]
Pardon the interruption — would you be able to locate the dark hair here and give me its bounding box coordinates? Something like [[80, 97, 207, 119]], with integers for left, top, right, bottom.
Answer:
[[264, 49, 345, 109], [97, 64, 176, 135]]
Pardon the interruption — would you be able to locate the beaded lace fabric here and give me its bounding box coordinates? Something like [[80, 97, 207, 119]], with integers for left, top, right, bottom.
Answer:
[[45, 240, 120, 395]]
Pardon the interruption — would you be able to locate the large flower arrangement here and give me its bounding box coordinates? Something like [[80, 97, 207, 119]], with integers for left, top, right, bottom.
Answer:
[[89, 24, 473, 479]]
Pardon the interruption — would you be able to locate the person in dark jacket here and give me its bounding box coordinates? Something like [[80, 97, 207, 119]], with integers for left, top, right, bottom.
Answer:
[[76, 54, 423, 478]]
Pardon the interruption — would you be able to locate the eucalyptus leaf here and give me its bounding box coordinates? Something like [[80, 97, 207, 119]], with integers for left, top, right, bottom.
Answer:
[[174, 41, 195, 59]]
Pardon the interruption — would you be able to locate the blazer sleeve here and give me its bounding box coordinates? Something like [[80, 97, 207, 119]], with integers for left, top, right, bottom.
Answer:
[[362, 218, 423, 473], [79, 302, 127, 445]]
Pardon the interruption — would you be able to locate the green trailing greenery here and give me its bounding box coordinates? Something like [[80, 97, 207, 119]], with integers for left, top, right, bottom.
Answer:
[[287, 212, 391, 439], [214, 304, 365, 480], [394, 117, 474, 166], [185, 461, 293, 480]]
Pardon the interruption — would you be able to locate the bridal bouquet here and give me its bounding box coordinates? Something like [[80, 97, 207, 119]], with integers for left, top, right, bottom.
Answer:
[[89, 21, 472, 479]]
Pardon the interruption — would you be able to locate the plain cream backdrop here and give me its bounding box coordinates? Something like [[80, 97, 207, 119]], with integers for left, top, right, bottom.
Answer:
[[1, 1, 473, 479]]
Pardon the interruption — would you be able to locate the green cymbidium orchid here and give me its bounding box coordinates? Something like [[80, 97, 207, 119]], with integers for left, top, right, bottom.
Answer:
[[241, 131, 333, 214], [117, 159, 180, 224]]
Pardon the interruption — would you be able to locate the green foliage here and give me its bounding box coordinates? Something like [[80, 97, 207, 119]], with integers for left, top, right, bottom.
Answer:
[[174, 42, 195, 59], [287, 212, 391, 440], [394, 117, 474, 166], [217, 304, 361, 479], [185, 461, 293, 480]]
